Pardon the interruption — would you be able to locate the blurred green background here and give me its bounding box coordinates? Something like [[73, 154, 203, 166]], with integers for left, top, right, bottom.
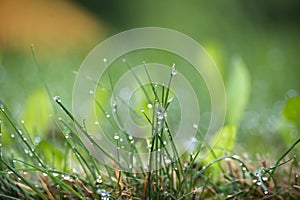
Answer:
[[0, 0, 299, 157]]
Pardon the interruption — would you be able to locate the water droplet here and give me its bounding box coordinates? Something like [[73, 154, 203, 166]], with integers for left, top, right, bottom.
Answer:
[[63, 175, 71, 181], [191, 137, 197, 143], [103, 58, 107, 63], [12, 159, 16, 163], [232, 155, 240, 159], [257, 181, 262, 185], [264, 190, 269, 195], [140, 108, 145, 112], [242, 167, 247, 171], [34, 137, 41, 144], [171, 64, 177, 76], [130, 140, 134, 144], [94, 121, 99, 125], [122, 58, 126, 62], [21, 120, 24, 124], [23, 171, 28, 175], [193, 124, 198, 129], [89, 90, 94, 94], [52, 172, 58, 177], [262, 177, 268, 181], [147, 103, 153, 109], [7, 171, 13, 175], [42, 173, 48, 177], [120, 138, 123, 142], [163, 141, 167, 145], [114, 135, 119, 140], [225, 157, 230, 162], [105, 112, 110, 118], [53, 96, 61, 103], [0, 104, 4, 111], [24, 149, 29, 154], [128, 135, 133, 140]]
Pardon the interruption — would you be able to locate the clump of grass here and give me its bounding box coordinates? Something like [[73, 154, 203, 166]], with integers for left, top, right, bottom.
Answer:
[[0, 61, 299, 199]]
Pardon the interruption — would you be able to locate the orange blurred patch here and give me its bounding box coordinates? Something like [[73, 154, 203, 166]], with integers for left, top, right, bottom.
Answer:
[[0, 0, 104, 54]]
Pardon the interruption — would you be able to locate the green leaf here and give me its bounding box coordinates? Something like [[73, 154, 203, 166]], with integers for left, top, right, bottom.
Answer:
[[226, 56, 251, 125], [282, 96, 300, 125], [20, 89, 52, 136], [203, 125, 237, 181]]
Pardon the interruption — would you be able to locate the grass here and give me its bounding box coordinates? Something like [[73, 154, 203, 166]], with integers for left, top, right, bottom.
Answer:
[[0, 60, 299, 199]]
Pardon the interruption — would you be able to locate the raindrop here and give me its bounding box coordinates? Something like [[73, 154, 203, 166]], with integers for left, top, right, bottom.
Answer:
[[262, 177, 268, 181], [193, 124, 198, 129], [52, 172, 59, 177], [264, 190, 269, 195], [128, 135, 133, 140], [191, 137, 197, 143], [0, 104, 4, 111], [242, 167, 247, 171], [12, 159, 16, 163], [21, 120, 24, 124], [89, 90, 94, 94], [114, 135, 119, 140], [257, 181, 262, 186], [105, 112, 110, 118], [140, 108, 145, 112], [94, 121, 99, 125], [24, 149, 29, 154], [224, 157, 230, 162], [34, 137, 41, 144], [163, 141, 167, 145], [53, 96, 61, 103], [103, 58, 107, 63], [232, 155, 240, 159], [147, 103, 153, 109], [42, 173, 48, 177], [63, 175, 71, 181], [171, 64, 177, 76], [23, 171, 28, 175]]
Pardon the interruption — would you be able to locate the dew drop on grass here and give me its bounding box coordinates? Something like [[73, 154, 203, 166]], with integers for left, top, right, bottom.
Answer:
[[264, 190, 269, 195], [12, 159, 16, 163], [103, 58, 107, 63], [140, 108, 145, 112], [105, 112, 110, 118], [193, 124, 198, 129], [171, 64, 177, 76], [128, 135, 133, 140], [42, 173, 48, 177], [34, 137, 41, 144], [257, 181, 262, 186], [225, 157, 230, 162], [94, 121, 99, 125], [53, 96, 61, 103], [114, 135, 119, 140], [21, 120, 24, 124], [191, 137, 197, 143], [147, 103, 153, 109], [0, 104, 4, 111], [89, 90, 94, 94], [242, 167, 247, 171], [52, 172, 58, 177]]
